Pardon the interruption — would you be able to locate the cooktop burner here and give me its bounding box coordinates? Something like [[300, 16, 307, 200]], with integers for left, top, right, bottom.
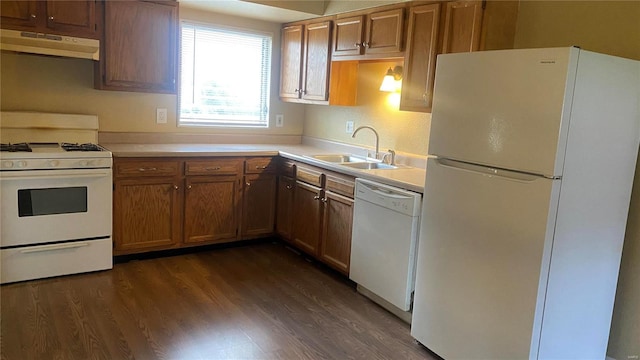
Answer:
[[0, 143, 32, 152], [61, 143, 104, 152]]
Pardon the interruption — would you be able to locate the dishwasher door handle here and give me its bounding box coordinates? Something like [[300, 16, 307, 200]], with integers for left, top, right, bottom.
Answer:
[[358, 183, 415, 200]]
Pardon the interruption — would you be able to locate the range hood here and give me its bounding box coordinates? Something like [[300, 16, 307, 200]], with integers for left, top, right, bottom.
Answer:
[[0, 29, 99, 60]]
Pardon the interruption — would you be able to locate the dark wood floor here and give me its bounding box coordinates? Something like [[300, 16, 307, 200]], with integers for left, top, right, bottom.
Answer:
[[1, 241, 436, 360]]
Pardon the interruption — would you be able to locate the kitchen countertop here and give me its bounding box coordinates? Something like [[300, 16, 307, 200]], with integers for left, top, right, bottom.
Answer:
[[102, 143, 426, 193]]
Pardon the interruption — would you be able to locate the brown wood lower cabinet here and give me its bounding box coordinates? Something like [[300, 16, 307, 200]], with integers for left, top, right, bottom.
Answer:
[[241, 173, 277, 238], [320, 191, 354, 274], [184, 175, 240, 244], [292, 180, 323, 256], [113, 156, 275, 255], [286, 163, 355, 275], [113, 173, 182, 254], [276, 176, 295, 241]]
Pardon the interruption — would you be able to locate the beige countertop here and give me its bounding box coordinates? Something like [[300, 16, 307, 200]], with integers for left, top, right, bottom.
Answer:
[[102, 143, 426, 193]]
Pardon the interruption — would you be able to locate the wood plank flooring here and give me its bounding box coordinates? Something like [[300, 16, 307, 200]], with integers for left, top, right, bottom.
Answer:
[[1, 241, 436, 360]]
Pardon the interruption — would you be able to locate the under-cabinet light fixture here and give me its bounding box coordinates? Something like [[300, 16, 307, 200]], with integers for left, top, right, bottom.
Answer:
[[380, 66, 403, 92]]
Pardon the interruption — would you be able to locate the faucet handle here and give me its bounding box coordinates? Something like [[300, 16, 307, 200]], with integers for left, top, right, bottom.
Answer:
[[382, 149, 396, 165]]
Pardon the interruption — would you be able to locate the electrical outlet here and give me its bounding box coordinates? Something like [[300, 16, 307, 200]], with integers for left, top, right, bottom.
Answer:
[[275, 114, 284, 127], [346, 121, 354, 133], [156, 108, 167, 124]]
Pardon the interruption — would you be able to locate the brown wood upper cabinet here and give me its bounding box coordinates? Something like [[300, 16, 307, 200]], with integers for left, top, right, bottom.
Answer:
[[333, 7, 405, 60], [280, 20, 332, 104], [0, 0, 98, 39], [400, 0, 518, 112], [95, 0, 178, 94]]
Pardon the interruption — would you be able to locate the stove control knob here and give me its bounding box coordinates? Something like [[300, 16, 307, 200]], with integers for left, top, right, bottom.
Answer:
[[16, 161, 26, 168], [2, 161, 13, 168], [49, 160, 59, 167]]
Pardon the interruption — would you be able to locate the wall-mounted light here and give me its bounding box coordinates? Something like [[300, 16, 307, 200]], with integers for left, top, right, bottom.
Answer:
[[379, 66, 403, 92]]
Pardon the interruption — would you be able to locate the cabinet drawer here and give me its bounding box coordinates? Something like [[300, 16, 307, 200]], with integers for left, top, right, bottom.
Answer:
[[325, 172, 355, 198], [279, 159, 296, 178], [245, 157, 278, 174], [115, 160, 180, 177], [185, 158, 243, 176], [296, 165, 324, 187]]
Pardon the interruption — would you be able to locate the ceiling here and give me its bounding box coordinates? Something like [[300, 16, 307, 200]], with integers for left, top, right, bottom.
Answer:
[[179, 0, 326, 23]]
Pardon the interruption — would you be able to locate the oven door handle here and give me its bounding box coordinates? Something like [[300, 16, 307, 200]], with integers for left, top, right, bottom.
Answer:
[[20, 242, 90, 254], [0, 171, 111, 180]]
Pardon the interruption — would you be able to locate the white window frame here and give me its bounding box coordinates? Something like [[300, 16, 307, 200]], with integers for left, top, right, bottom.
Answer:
[[179, 21, 272, 128]]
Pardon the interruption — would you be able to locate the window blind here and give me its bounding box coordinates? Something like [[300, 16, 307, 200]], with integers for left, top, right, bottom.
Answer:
[[179, 23, 272, 127]]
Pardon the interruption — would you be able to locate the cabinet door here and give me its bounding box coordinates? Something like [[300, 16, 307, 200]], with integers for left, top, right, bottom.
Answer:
[[276, 176, 295, 241], [320, 191, 354, 275], [441, 0, 484, 54], [101, 0, 178, 93], [279, 24, 303, 99], [292, 181, 322, 256], [400, 4, 441, 112], [114, 177, 182, 254], [45, 0, 97, 38], [0, 1, 38, 29], [365, 8, 404, 55], [301, 20, 331, 101], [333, 16, 364, 57], [241, 174, 277, 238], [184, 176, 240, 244]]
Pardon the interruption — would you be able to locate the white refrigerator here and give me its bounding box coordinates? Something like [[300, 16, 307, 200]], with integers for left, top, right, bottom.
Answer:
[[411, 47, 640, 359]]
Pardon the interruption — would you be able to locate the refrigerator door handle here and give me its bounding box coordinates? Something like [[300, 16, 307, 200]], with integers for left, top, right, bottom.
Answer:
[[435, 158, 556, 182]]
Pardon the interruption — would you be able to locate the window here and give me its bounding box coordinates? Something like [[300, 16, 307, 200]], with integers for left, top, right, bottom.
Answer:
[[180, 23, 272, 127]]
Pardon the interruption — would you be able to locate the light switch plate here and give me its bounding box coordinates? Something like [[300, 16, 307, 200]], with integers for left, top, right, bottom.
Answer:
[[275, 114, 284, 127]]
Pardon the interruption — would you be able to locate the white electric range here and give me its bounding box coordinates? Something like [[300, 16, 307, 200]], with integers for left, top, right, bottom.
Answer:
[[0, 112, 113, 284]]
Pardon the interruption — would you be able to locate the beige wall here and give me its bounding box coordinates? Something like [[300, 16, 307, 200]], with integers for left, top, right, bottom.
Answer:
[[0, 7, 305, 137], [305, 61, 431, 156]]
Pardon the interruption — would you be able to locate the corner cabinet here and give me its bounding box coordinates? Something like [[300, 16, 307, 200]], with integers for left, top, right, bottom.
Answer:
[[280, 20, 332, 104], [95, 0, 178, 93], [400, 0, 518, 112], [0, 0, 98, 39]]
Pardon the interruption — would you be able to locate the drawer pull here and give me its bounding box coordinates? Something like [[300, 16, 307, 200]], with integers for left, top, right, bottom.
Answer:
[[206, 167, 221, 171], [138, 167, 157, 172], [174, 185, 179, 190], [286, 185, 292, 190], [187, 185, 192, 190], [246, 182, 251, 186], [20, 242, 89, 254], [255, 165, 268, 170]]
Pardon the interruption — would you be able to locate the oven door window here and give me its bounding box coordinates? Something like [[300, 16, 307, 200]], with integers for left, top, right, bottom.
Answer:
[[18, 187, 88, 217]]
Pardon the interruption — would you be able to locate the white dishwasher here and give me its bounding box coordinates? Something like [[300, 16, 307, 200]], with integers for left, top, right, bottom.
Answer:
[[350, 178, 422, 323]]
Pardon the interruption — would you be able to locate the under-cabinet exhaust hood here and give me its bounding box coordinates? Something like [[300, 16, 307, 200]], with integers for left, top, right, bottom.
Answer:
[[0, 29, 99, 60]]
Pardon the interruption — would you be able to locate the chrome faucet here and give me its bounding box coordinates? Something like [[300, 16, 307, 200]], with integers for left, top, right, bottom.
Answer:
[[351, 125, 380, 159], [382, 149, 396, 165]]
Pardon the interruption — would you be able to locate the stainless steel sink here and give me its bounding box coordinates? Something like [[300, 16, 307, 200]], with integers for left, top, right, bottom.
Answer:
[[340, 162, 398, 170], [309, 154, 367, 163]]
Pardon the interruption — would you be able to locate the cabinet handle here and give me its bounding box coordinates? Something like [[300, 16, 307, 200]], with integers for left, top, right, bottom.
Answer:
[[174, 185, 179, 190], [286, 184, 292, 190], [313, 195, 320, 200], [354, 43, 361, 48], [187, 185, 192, 190], [363, 42, 370, 48], [320, 197, 327, 203], [48, 16, 54, 21], [294, 88, 300, 93], [138, 167, 157, 172], [205, 166, 221, 171], [255, 165, 268, 170], [246, 182, 251, 186], [30, 14, 36, 19]]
